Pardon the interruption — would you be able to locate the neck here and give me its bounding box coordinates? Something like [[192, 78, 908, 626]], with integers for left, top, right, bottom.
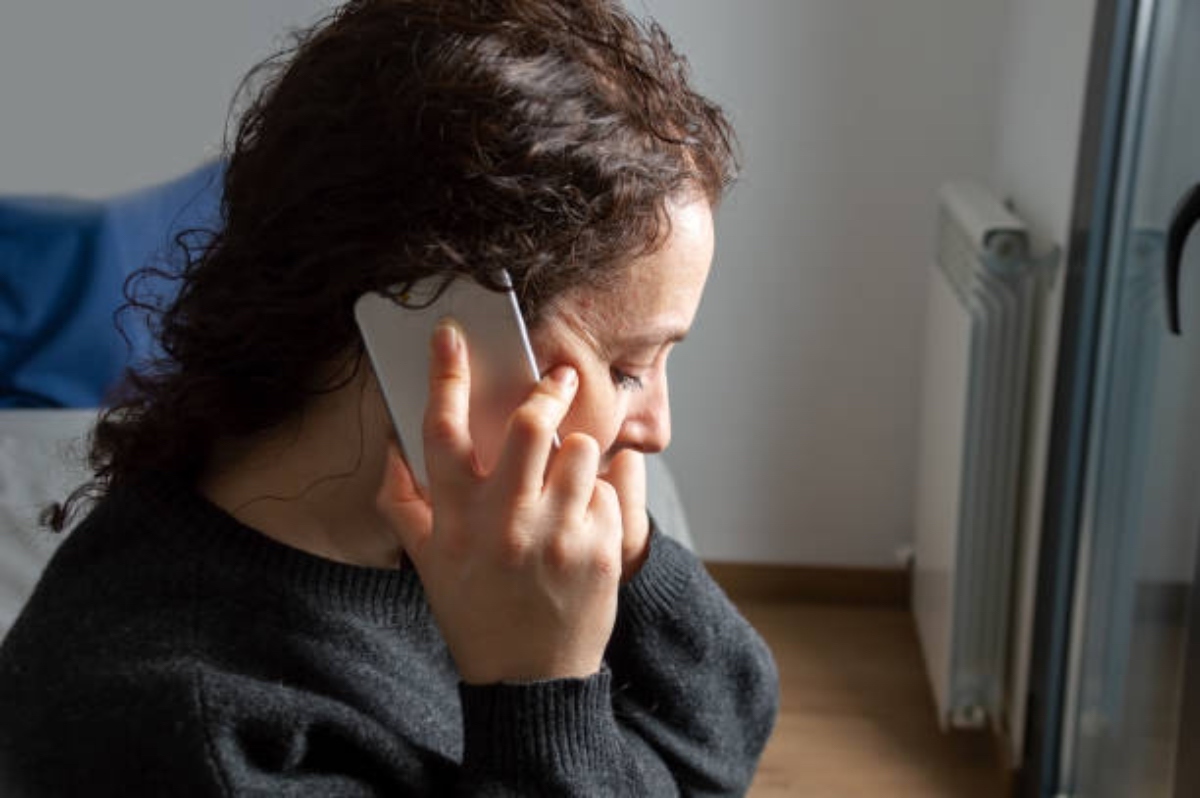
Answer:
[[198, 371, 403, 570]]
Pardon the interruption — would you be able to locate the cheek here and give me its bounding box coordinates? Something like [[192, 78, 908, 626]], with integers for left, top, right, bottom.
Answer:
[[559, 373, 626, 453], [528, 319, 629, 455], [466, 364, 624, 473]]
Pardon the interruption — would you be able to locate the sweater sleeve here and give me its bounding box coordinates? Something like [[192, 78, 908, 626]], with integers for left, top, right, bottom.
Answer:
[[455, 671, 634, 795], [603, 525, 781, 795], [449, 525, 777, 797]]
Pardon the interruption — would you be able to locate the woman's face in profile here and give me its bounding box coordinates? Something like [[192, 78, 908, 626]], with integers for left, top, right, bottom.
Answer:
[[529, 196, 715, 474]]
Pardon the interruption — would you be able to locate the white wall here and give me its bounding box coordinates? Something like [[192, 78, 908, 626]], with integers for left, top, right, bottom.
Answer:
[[2, 1, 1015, 569], [639, 0, 1010, 565], [988, 0, 1097, 766], [0, 1, 334, 197]]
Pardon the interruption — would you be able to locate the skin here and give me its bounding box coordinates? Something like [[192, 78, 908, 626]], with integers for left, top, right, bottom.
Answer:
[[200, 195, 715, 683]]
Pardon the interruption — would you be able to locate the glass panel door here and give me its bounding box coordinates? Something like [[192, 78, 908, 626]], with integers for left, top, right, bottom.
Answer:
[[1060, 0, 1200, 795]]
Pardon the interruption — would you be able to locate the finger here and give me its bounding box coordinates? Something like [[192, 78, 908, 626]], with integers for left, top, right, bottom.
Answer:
[[604, 449, 647, 515], [605, 450, 651, 582], [376, 443, 434, 564], [423, 319, 474, 485], [543, 432, 602, 520], [492, 366, 578, 501], [587, 478, 624, 576]]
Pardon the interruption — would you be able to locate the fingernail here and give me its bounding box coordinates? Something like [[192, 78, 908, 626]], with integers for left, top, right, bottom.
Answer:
[[551, 366, 578, 390], [433, 319, 460, 356]]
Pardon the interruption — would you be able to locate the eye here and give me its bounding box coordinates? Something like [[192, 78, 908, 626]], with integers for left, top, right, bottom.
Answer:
[[610, 367, 645, 392]]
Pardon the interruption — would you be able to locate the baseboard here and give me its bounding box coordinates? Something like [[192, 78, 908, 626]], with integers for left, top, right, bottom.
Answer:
[[702, 561, 910, 607]]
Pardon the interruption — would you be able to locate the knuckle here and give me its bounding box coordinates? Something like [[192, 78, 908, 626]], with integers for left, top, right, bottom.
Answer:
[[544, 532, 575, 574], [432, 368, 466, 394], [424, 412, 459, 446], [495, 531, 531, 569], [563, 432, 600, 460], [536, 378, 571, 402], [510, 405, 554, 442], [527, 387, 567, 417], [590, 545, 621, 581]]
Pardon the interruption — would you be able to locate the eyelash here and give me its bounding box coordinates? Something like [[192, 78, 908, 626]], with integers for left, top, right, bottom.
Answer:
[[611, 368, 645, 392]]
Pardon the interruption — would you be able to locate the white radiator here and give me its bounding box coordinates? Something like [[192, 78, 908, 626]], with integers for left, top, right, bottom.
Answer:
[[913, 182, 1044, 729]]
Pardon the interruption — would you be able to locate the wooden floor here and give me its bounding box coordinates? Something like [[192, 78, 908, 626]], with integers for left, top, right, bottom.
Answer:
[[736, 600, 1007, 797]]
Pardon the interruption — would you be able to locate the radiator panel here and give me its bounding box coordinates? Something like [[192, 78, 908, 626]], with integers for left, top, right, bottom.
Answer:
[[913, 265, 972, 721], [913, 182, 1041, 729]]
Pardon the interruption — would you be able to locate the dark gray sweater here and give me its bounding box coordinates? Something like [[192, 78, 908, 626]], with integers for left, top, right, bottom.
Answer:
[[0, 477, 778, 796]]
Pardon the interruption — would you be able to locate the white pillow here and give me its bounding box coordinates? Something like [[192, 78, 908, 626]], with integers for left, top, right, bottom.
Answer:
[[0, 409, 99, 642]]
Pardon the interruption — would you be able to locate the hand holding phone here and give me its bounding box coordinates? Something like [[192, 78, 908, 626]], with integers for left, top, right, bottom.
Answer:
[[355, 270, 546, 489], [374, 315, 624, 685]]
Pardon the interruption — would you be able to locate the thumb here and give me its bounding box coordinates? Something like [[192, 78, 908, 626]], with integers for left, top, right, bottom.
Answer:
[[377, 443, 434, 562]]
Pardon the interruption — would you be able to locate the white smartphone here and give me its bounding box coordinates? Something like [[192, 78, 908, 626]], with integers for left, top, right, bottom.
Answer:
[[354, 270, 544, 490]]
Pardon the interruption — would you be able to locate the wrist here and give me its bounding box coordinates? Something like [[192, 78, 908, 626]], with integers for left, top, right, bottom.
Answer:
[[617, 528, 694, 625], [458, 655, 604, 686]]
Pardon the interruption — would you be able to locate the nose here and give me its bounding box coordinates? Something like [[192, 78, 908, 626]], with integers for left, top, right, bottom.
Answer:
[[618, 375, 672, 454]]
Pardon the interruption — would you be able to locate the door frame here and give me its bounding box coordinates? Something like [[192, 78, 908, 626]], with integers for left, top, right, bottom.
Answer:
[[1018, 0, 1136, 795]]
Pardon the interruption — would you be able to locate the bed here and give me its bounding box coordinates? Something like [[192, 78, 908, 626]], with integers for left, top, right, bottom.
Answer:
[[0, 410, 98, 639], [0, 161, 223, 640]]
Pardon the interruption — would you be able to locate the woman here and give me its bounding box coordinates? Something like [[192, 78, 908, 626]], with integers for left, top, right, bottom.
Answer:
[[0, 1, 778, 795]]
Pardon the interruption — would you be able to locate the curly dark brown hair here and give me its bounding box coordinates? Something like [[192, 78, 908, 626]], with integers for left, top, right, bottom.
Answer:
[[49, 0, 737, 530]]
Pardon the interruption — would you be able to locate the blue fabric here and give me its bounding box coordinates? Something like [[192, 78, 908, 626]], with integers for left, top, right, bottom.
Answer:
[[0, 162, 223, 408]]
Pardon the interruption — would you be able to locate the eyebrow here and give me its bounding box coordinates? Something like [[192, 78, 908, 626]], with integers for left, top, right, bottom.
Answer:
[[611, 325, 690, 351]]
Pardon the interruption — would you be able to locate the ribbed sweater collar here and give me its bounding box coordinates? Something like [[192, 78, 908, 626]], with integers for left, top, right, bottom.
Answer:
[[121, 475, 429, 627]]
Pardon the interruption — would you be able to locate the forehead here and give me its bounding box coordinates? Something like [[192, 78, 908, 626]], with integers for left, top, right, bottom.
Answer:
[[554, 198, 715, 351]]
